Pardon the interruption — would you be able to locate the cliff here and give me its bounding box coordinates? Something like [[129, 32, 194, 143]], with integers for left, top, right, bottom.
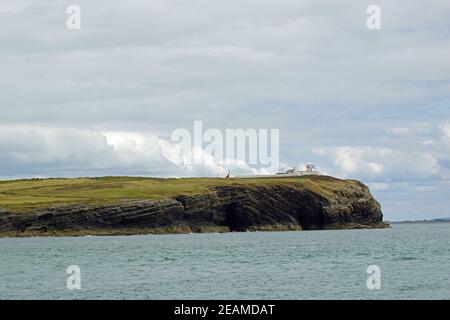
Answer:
[[0, 176, 387, 237]]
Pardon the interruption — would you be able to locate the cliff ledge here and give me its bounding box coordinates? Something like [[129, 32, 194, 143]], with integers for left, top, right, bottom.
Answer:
[[0, 175, 387, 237]]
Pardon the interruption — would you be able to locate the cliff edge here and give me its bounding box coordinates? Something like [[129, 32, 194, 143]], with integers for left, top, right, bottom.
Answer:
[[0, 175, 387, 237]]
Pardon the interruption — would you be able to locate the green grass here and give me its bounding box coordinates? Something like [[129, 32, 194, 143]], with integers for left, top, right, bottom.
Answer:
[[0, 175, 353, 213]]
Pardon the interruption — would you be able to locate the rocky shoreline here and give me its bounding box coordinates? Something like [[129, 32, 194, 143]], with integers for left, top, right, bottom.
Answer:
[[0, 176, 388, 237]]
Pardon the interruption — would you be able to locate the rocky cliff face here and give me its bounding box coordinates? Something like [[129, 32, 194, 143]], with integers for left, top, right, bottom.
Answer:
[[0, 177, 385, 236]]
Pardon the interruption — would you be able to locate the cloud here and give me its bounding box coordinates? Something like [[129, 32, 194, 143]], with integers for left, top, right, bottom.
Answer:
[[1, 0, 449, 132], [439, 123, 450, 139], [312, 145, 439, 182], [306, 122, 450, 220], [0, 126, 257, 178], [367, 180, 450, 221]]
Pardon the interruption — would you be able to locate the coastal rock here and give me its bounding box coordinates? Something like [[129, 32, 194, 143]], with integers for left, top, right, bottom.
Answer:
[[0, 176, 386, 236]]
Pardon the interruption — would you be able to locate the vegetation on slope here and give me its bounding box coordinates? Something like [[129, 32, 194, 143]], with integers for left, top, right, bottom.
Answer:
[[0, 175, 353, 213]]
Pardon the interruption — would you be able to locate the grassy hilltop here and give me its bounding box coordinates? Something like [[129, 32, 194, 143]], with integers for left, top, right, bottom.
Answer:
[[0, 175, 349, 213], [0, 175, 386, 237]]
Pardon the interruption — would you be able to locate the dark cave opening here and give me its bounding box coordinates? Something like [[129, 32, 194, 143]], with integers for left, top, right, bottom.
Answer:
[[224, 203, 241, 231]]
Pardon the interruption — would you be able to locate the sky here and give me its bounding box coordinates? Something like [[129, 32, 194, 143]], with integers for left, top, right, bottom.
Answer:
[[0, 0, 450, 221]]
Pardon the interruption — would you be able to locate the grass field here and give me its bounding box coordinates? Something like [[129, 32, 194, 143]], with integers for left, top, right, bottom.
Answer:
[[0, 175, 350, 213]]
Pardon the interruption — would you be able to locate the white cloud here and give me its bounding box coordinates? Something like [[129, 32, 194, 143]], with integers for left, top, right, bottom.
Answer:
[[0, 126, 257, 178], [387, 123, 433, 138], [309, 122, 450, 184], [312, 145, 439, 181], [439, 123, 450, 139]]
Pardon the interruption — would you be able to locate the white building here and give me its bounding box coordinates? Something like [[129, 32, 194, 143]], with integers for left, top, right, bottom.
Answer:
[[226, 163, 322, 178], [276, 163, 321, 176]]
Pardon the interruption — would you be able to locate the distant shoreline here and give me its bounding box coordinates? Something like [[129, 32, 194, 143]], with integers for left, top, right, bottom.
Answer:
[[388, 219, 450, 224]]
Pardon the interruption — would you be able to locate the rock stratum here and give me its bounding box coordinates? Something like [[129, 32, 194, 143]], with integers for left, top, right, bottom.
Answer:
[[0, 176, 387, 237]]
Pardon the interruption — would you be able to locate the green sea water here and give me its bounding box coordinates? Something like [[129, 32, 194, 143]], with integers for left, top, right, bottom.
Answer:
[[0, 223, 449, 299]]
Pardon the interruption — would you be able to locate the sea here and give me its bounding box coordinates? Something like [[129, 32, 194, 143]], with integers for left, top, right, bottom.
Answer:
[[0, 223, 449, 299]]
